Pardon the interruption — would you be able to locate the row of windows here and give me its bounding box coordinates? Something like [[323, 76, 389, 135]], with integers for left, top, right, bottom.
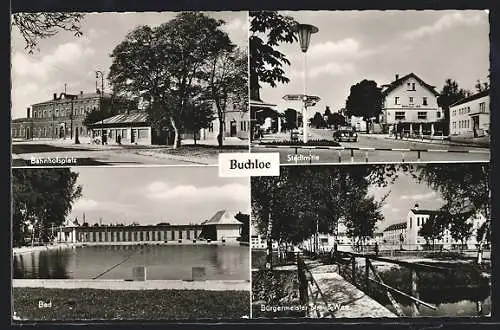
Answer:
[[452, 120, 471, 130], [394, 96, 428, 106], [452, 102, 488, 117], [83, 230, 198, 242], [393, 111, 440, 120], [12, 126, 88, 138], [32, 106, 95, 119]]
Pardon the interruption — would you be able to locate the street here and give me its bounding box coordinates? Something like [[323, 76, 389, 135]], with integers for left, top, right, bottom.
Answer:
[[251, 128, 490, 164], [11, 141, 225, 166]]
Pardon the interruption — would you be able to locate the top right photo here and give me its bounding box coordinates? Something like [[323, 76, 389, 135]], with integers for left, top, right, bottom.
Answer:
[[249, 10, 490, 164]]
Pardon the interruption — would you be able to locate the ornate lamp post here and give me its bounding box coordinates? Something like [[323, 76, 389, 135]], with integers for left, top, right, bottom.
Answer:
[[296, 23, 318, 143]]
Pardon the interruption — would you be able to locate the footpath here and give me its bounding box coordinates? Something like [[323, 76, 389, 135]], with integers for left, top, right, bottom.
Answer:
[[303, 258, 396, 318], [361, 133, 490, 149]]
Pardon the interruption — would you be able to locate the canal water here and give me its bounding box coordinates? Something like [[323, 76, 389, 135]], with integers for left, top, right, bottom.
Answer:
[[13, 244, 249, 281]]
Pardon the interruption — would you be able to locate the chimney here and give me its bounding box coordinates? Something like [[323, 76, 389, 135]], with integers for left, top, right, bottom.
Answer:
[[80, 91, 83, 96], [395, 74, 399, 81], [414, 203, 419, 210], [53, 93, 57, 100], [26, 107, 31, 119]]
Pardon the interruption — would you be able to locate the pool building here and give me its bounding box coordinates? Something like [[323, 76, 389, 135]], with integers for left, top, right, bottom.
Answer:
[[56, 210, 244, 245]]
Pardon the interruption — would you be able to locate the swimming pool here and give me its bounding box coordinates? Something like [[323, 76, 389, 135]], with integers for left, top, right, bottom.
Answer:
[[13, 244, 250, 281]]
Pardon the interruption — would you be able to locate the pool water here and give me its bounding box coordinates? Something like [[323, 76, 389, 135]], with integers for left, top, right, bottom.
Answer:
[[13, 245, 249, 281]]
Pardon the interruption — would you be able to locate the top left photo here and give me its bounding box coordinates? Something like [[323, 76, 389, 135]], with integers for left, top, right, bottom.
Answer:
[[11, 11, 249, 167]]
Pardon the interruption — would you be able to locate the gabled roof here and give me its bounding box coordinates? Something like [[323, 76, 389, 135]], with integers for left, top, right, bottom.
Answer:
[[450, 89, 489, 108], [381, 73, 440, 97], [89, 111, 148, 126], [383, 222, 407, 232], [410, 209, 446, 216], [203, 210, 242, 226]]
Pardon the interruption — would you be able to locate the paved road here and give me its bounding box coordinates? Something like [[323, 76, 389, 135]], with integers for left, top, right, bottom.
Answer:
[[252, 129, 490, 164], [12, 143, 212, 166]]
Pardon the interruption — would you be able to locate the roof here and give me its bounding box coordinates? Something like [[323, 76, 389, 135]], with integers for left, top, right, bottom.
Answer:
[[32, 92, 113, 106], [410, 209, 447, 216], [203, 210, 242, 226], [381, 73, 440, 97], [89, 111, 148, 126], [450, 89, 489, 108], [383, 222, 407, 232]]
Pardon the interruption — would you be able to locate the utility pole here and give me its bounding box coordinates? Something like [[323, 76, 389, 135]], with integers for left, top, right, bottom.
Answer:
[[96, 70, 105, 145]]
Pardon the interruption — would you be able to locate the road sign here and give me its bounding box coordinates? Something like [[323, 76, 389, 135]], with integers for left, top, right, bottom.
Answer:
[[306, 95, 321, 102], [283, 94, 306, 101]]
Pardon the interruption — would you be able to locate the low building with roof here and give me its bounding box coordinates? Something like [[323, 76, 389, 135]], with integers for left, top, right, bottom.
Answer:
[[87, 111, 153, 145], [202, 210, 243, 244], [449, 89, 490, 138]]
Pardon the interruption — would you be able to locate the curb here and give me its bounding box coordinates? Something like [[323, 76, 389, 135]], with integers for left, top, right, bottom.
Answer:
[[380, 136, 489, 149], [133, 151, 212, 165]]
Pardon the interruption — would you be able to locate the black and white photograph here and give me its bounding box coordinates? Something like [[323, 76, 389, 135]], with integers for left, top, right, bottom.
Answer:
[[11, 11, 249, 166], [251, 164, 491, 318], [249, 11, 490, 164], [11, 166, 250, 321]]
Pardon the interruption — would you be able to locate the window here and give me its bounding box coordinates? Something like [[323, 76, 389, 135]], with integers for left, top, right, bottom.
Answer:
[[171, 230, 175, 240], [395, 111, 405, 120], [208, 123, 214, 133], [467, 106, 470, 113], [394, 97, 400, 105], [140, 231, 144, 241], [409, 97, 414, 104], [437, 111, 441, 118], [412, 82, 416, 91], [417, 217, 420, 226], [138, 129, 149, 139], [479, 102, 486, 113], [418, 112, 427, 120], [187, 230, 191, 240], [423, 97, 428, 106], [179, 230, 183, 239], [146, 231, 149, 241], [410, 218, 412, 228]]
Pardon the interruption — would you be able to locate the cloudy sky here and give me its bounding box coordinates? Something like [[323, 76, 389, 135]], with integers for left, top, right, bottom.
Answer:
[[11, 11, 248, 119], [69, 166, 250, 225], [368, 168, 444, 232], [258, 10, 490, 115]]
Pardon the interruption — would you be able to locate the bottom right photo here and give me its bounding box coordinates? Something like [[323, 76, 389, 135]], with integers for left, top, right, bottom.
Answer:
[[251, 163, 491, 318]]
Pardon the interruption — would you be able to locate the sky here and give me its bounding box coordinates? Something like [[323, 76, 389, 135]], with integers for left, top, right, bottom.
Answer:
[[258, 10, 490, 116], [69, 166, 250, 225], [11, 11, 248, 119], [368, 168, 444, 233]]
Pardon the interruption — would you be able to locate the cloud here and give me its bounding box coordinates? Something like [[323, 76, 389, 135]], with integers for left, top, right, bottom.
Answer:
[[223, 17, 247, 33], [403, 12, 486, 40], [290, 62, 355, 79], [73, 198, 132, 211], [382, 204, 400, 213], [308, 38, 360, 60], [400, 191, 438, 200], [145, 182, 249, 202]]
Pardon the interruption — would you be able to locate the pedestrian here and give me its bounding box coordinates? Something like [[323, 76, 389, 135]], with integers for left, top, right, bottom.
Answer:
[[374, 242, 379, 257]]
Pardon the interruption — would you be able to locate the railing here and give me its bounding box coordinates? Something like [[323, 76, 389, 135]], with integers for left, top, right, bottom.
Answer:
[[332, 250, 457, 317]]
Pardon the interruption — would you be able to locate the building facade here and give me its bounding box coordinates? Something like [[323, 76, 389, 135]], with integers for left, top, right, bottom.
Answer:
[[449, 90, 490, 138], [87, 111, 153, 145], [11, 91, 114, 141], [380, 73, 443, 135], [382, 222, 407, 247], [406, 203, 487, 250]]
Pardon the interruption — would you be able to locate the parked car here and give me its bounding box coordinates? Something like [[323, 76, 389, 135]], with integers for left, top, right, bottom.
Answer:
[[333, 127, 358, 142]]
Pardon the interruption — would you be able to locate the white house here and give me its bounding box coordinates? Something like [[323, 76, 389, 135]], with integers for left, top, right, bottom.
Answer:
[[406, 203, 487, 250], [202, 210, 242, 243], [196, 99, 249, 142], [449, 89, 490, 138], [380, 73, 443, 135]]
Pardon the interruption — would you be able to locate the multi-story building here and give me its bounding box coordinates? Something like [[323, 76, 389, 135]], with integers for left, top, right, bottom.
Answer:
[[449, 89, 490, 138], [382, 222, 407, 247], [380, 73, 443, 135], [199, 101, 250, 141], [406, 203, 487, 250], [11, 91, 115, 141]]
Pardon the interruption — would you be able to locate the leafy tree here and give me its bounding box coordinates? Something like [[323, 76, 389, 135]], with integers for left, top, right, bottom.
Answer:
[[344, 195, 386, 249], [108, 12, 233, 148], [12, 168, 82, 246], [437, 79, 470, 134], [249, 11, 298, 101], [449, 211, 474, 250], [283, 108, 299, 130], [418, 212, 448, 249], [234, 212, 250, 243], [345, 80, 382, 133], [475, 79, 490, 93], [12, 13, 85, 53], [311, 112, 326, 128], [204, 47, 248, 147], [330, 112, 347, 129], [182, 101, 215, 145]]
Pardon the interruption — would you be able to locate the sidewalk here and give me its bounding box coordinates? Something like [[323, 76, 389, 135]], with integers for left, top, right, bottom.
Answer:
[[362, 133, 490, 149]]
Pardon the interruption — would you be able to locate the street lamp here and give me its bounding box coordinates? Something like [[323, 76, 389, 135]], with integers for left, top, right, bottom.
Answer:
[[295, 23, 319, 143], [96, 70, 105, 144]]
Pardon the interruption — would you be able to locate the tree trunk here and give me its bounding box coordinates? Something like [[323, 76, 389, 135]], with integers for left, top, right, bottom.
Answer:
[[170, 117, 180, 149], [218, 116, 224, 148]]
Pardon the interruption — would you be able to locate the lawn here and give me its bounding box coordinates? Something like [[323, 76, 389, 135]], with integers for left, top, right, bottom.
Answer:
[[13, 288, 250, 321]]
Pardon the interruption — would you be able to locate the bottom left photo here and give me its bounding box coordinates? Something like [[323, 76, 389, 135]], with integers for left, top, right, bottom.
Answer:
[[11, 166, 251, 321]]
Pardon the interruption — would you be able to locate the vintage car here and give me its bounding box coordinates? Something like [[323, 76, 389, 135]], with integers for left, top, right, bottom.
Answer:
[[333, 126, 358, 142]]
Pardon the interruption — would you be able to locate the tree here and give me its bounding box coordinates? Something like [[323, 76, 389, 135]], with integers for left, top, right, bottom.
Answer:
[[284, 108, 299, 130], [418, 213, 448, 249], [311, 112, 325, 128], [475, 79, 490, 93], [249, 11, 298, 101], [345, 80, 382, 133], [449, 211, 474, 250], [12, 13, 85, 53], [437, 79, 469, 135], [330, 112, 347, 129], [234, 212, 250, 243], [108, 12, 234, 148], [12, 168, 82, 246], [182, 101, 215, 145], [204, 47, 248, 147]]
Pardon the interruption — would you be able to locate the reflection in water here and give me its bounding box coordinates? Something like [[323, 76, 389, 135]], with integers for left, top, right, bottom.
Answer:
[[13, 245, 249, 280]]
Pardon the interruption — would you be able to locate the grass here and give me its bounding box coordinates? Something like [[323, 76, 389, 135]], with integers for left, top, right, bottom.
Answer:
[[13, 288, 250, 321]]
